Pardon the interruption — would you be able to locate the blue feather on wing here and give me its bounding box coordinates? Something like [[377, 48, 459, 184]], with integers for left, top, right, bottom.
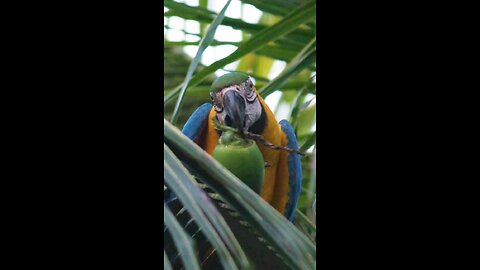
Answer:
[[181, 103, 212, 141], [165, 103, 212, 203], [279, 120, 303, 221]]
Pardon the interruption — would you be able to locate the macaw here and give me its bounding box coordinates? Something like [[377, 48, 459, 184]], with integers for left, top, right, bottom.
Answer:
[[181, 72, 302, 221]]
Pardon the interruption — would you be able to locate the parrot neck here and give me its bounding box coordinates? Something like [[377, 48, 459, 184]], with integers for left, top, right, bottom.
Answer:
[[248, 104, 266, 134]]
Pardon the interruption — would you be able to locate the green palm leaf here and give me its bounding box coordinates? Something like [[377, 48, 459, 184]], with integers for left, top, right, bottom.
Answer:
[[170, 0, 232, 125], [165, 120, 315, 269], [165, 0, 316, 104]]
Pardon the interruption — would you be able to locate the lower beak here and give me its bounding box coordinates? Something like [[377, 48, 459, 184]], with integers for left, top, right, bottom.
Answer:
[[223, 90, 246, 133]]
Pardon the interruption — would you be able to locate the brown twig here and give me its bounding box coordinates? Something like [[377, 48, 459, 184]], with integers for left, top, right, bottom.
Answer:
[[213, 118, 306, 156], [244, 131, 306, 156]]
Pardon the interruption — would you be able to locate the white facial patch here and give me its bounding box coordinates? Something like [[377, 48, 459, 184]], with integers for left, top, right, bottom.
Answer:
[[216, 109, 227, 124], [244, 94, 261, 130]]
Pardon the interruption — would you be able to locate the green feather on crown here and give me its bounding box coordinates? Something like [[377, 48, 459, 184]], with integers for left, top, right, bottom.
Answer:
[[210, 72, 249, 93]]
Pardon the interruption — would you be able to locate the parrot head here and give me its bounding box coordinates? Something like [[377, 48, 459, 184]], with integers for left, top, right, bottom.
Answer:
[[210, 72, 264, 134]]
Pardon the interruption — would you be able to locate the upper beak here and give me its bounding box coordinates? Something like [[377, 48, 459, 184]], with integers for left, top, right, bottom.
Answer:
[[222, 89, 246, 133]]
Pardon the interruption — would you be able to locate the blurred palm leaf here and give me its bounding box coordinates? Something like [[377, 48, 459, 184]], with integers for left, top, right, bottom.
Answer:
[[170, 0, 232, 125], [165, 120, 315, 269], [163, 43, 216, 127], [164, 0, 316, 104]]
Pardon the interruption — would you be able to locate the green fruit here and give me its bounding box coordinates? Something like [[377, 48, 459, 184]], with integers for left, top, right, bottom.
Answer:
[[213, 131, 264, 193]]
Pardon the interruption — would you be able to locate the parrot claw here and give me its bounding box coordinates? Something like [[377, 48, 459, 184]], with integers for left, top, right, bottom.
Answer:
[[264, 162, 272, 168]]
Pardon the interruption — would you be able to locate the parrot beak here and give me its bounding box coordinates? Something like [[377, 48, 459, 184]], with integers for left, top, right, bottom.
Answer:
[[223, 89, 246, 133]]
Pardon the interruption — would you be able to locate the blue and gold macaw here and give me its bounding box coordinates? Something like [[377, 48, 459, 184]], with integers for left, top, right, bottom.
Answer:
[[182, 72, 302, 221]]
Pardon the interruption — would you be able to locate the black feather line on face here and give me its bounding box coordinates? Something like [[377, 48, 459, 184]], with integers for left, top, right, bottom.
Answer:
[[214, 106, 224, 113], [246, 94, 258, 104]]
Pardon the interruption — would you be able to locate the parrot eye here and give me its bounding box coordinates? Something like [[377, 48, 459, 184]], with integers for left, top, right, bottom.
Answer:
[[214, 103, 223, 113], [211, 93, 223, 112], [247, 81, 254, 93], [245, 83, 256, 103]]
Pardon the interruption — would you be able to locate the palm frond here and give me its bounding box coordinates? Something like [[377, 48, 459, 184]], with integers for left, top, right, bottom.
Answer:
[[164, 120, 315, 269]]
